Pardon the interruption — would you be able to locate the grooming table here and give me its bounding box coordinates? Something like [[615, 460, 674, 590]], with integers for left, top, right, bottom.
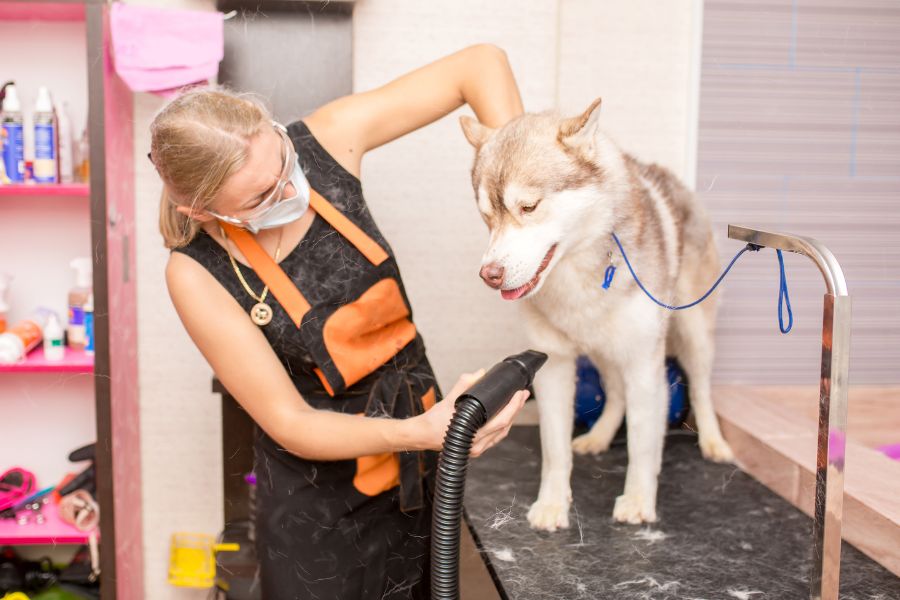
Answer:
[[463, 426, 898, 599]]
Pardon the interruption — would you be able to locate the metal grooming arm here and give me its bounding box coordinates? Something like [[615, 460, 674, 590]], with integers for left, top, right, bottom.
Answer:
[[727, 225, 851, 600]]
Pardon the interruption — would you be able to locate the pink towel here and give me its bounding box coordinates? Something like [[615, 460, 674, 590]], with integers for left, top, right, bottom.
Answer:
[[110, 4, 224, 97]]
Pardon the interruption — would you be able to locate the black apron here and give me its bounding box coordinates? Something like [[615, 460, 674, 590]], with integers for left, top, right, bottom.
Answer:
[[174, 120, 439, 599]]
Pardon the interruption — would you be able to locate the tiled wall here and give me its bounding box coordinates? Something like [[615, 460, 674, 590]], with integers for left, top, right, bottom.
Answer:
[[698, 0, 900, 383]]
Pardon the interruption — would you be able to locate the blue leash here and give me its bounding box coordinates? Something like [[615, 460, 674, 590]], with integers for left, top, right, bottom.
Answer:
[[608, 232, 793, 334]]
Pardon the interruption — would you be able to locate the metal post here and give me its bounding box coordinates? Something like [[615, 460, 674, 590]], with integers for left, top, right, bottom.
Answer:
[[727, 225, 851, 600]]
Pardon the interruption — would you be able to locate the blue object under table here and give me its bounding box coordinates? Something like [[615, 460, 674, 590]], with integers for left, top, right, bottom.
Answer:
[[463, 426, 898, 599]]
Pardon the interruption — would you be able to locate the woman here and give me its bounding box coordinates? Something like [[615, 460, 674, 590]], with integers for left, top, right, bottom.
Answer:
[[153, 45, 529, 598]]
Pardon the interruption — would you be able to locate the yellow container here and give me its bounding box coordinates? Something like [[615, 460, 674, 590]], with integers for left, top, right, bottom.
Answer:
[[167, 532, 239, 588], [2, 593, 31, 600]]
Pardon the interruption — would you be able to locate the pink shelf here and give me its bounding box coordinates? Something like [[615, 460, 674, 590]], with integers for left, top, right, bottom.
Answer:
[[0, 3, 85, 22], [0, 503, 93, 545], [0, 184, 90, 197], [0, 347, 94, 373]]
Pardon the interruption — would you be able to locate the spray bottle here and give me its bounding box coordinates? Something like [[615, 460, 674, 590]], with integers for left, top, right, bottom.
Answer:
[[0, 273, 11, 333], [33, 86, 57, 184], [1, 83, 25, 183], [68, 258, 92, 350]]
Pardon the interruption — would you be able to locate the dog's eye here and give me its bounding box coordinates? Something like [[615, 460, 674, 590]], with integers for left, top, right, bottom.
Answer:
[[520, 200, 541, 215]]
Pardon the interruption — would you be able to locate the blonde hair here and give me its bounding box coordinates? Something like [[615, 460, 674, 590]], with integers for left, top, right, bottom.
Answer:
[[151, 87, 273, 248]]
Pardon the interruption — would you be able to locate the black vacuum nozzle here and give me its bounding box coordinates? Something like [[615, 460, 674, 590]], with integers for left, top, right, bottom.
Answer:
[[456, 350, 548, 422]]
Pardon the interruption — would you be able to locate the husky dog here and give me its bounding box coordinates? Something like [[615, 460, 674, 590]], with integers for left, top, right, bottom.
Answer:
[[460, 99, 733, 529]]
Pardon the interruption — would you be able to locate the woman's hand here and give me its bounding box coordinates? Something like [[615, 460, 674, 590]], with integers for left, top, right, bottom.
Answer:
[[414, 370, 530, 457]]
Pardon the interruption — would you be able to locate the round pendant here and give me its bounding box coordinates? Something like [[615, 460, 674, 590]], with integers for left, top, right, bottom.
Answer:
[[250, 302, 273, 326]]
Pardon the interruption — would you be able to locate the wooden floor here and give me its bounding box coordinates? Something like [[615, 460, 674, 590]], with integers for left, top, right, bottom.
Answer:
[[750, 385, 900, 451], [714, 385, 900, 576]]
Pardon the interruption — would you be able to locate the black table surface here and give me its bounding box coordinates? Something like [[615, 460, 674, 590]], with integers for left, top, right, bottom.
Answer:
[[463, 426, 899, 600]]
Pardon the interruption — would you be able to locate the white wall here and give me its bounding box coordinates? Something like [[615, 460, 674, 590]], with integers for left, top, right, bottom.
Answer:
[[133, 1, 702, 596], [558, 0, 703, 186], [353, 0, 703, 392], [128, 3, 220, 600], [352, 0, 557, 391]]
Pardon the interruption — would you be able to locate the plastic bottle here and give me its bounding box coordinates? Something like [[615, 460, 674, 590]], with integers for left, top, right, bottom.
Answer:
[[1, 83, 25, 183], [67, 257, 92, 350], [23, 111, 34, 183], [43, 311, 64, 361], [0, 272, 11, 333], [84, 293, 94, 356], [33, 87, 57, 184], [0, 82, 8, 183], [57, 101, 74, 184], [0, 134, 7, 184], [76, 127, 89, 183], [0, 308, 55, 365]]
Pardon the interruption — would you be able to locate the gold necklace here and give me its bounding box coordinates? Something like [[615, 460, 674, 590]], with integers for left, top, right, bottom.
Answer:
[[219, 224, 283, 326]]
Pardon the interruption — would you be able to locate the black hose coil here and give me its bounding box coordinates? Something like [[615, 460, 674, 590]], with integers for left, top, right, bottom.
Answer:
[[431, 398, 486, 600]]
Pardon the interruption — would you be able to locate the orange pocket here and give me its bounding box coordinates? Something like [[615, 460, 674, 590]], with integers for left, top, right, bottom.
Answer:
[[353, 452, 401, 497], [322, 279, 417, 390], [422, 387, 436, 411]]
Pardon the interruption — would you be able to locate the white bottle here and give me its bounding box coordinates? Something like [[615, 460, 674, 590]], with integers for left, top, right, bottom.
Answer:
[[43, 311, 64, 361], [1, 84, 25, 183], [57, 101, 73, 184], [33, 86, 57, 183]]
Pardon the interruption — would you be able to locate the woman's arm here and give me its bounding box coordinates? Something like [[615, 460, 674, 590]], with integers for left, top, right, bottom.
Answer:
[[166, 252, 526, 460], [305, 44, 524, 177]]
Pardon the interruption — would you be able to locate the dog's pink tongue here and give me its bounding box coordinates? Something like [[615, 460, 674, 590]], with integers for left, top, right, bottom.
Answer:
[[501, 286, 529, 301]]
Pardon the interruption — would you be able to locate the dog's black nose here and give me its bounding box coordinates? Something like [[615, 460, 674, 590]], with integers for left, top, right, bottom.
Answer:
[[480, 263, 505, 289]]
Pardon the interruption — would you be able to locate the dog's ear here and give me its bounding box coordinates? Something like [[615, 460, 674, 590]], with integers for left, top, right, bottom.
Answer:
[[460, 116, 496, 150], [558, 97, 602, 147]]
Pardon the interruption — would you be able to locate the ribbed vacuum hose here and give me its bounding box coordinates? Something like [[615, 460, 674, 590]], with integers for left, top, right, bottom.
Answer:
[[430, 349, 548, 600], [431, 398, 486, 600]]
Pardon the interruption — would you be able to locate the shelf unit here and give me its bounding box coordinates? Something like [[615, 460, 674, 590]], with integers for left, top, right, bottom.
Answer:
[[0, 184, 90, 197], [0, 503, 93, 546], [0, 347, 93, 373], [0, 1, 140, 598]]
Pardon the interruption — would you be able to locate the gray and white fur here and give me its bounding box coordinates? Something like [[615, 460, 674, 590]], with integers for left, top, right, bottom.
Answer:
[[460, 99, 733, 529]]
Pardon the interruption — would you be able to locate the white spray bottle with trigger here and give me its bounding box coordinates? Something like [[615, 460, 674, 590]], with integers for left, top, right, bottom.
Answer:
[[68, 257, 92, 350]]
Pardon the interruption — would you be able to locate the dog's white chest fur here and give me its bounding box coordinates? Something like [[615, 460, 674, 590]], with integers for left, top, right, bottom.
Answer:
[[524, 245, 669, 364]]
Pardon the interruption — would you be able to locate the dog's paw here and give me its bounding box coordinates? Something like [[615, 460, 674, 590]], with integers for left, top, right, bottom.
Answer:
[[527, 500, 570, 532], [700, 435, 735, 463], [612, 493, 657, 525], [572, 432, 611, 455]]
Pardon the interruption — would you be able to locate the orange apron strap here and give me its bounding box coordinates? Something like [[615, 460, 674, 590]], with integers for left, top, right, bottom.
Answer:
[[309, 189, 389, 266], [220, 222, 311, 327]]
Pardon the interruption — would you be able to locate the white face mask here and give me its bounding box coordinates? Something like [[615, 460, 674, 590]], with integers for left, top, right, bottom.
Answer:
[[208, 121, 311, 234], [235, 162, 310, 234]]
